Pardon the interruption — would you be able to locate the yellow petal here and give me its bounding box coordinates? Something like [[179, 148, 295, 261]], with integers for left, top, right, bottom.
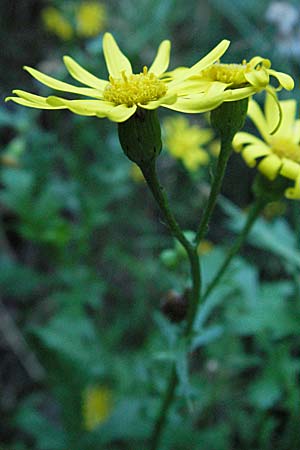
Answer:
[[106, 104, 137, 122], [268, 69, 294, 90], [163, 66, 188, 81], [275, 99, 297, 138], [242, 143, 271, 167], [247, 99, 271, 142], [149, 40, 171, 76], [102, 33, 132, 78], [24, 66, 102, 98], [170, 79, 227, 97], [12, 90, 57, 107], [47, 96, 113, 116], [5, 96, 64, 109], [224, 86, 257, 101], [172, 40, 230, 83], [244, 68, 269, 87], [139, 93, 177, 110], [63, 56, 108, 91], [285, 174, 300, 199], [164, 90, 230, 113], [279, 158, 300, 180], [233, 132, 267, 151], [258, 154, 282, 180], [248, 57, 271, 69], [264, 91, 280, 133]]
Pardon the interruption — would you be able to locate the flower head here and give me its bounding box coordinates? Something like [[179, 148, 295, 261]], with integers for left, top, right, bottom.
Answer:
[[76, 1, 106, 37], [6, 33, 235, 122], [169, 55, 294, 103], [233, 93, 300, 199], [163, 116, 213, 171]]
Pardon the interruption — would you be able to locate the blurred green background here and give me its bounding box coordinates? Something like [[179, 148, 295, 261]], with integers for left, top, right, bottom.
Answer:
[[1, 1, 300, 449]]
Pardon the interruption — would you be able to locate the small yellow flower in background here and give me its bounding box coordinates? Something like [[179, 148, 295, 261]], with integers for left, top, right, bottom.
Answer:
[[233, 93, 300, 200], [5, 33, 237, 122], [42, 7, 74, 41], [76, 1, 106, 38], [82, 386, 112, 431], [163, 116, 213, 171], [169, 56, 294, 104], [130, 163, 145, 183], [197, 239, 214, 255]]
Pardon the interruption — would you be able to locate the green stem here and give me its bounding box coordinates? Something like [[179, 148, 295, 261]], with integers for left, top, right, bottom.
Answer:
[[195, 135, 233, 245], [141, 161, 194, 259], [149, 250, 200, 450], [149, 367, 177, 450], [141, 161, 200, 450], [202, 198, 266, 303]]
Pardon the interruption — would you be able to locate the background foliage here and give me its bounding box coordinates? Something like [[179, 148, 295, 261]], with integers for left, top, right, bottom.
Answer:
[[1, 0, 300, 449]]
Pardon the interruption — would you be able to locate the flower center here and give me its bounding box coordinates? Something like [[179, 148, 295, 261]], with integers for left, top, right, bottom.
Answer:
[[103, 66, 167, 106], [199, 62, 249, 87], [270, 136, 300, 163]]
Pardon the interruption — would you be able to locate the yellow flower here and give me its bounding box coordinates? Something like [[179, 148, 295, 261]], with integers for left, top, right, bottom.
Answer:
[[169, 56, 294, 103], [163, 116, 212, 171], [76, 2, 106, 37], [82, 386, 112, 431], [233, 93, 300, 199], [41, 7, 73, 41], [6, 33, 235, 123]]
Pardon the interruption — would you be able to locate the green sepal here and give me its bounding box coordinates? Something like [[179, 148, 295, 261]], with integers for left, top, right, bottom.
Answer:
[[211, 98, 249, 141], [118, 108, 162, 167]]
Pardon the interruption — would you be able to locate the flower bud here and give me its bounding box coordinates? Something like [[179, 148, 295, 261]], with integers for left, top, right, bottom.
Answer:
[[118, 108, 162, 167]]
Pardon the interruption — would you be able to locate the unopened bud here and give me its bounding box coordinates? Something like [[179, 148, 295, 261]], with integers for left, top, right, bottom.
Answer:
[[118, 108, 162, 167]]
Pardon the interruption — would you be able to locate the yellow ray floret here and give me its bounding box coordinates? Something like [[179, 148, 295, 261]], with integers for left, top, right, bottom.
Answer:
[[233, 93, 300, 200], [6, 33, 239, 122]]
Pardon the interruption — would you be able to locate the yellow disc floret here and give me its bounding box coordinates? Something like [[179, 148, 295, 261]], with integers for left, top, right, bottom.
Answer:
[[270, 136, 300, 163], [103, 66, 167, 106]]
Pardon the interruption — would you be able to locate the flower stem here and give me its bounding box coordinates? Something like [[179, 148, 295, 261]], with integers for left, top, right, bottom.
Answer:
[[202, 197, 266, 303], [195, 97, 249, 246], [141, 161, 194, 259], [149, 366, 177, 450], [141, 160, 200, 450], [195, 135, 233, 246]]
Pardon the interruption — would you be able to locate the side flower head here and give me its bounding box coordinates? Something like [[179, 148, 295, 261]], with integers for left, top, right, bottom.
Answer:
[[233, 93, 300, 200], [168, 55, 294, 104], [5, 33, 234, 123]]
